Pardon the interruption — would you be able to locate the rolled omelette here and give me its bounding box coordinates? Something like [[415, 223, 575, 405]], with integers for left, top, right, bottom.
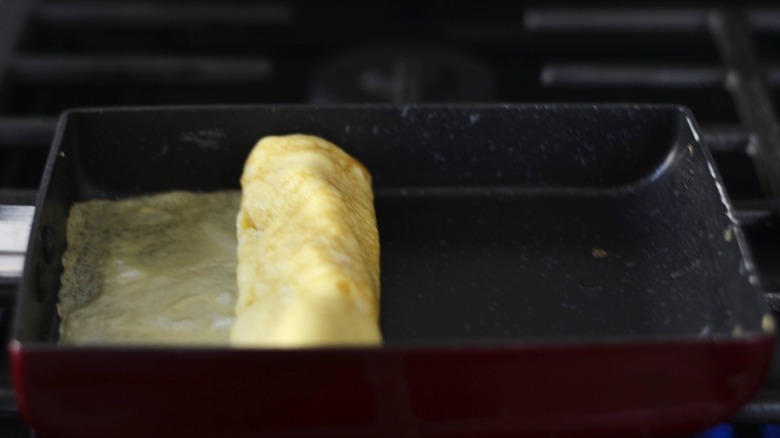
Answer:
[[231, 134, 382, 346]]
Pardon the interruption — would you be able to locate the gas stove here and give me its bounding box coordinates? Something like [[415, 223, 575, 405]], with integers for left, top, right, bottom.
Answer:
[[0, 2, 778, 437]]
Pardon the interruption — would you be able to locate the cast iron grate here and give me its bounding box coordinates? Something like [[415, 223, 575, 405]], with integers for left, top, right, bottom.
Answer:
[[0, 1, 778, 436]]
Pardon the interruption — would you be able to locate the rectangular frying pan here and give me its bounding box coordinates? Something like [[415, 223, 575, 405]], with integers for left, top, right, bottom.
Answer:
[[10, 104, 774, 438]]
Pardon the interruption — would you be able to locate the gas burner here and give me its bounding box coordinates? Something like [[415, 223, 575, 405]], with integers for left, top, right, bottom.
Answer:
[[310, 43, 494, 104]]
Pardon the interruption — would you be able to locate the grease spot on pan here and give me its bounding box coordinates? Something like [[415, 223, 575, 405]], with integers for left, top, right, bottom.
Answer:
[[179, 130, 225, 150], [762, 314, 776, 334], [723, 226, 733, 242], [670, 259, 702, 279]]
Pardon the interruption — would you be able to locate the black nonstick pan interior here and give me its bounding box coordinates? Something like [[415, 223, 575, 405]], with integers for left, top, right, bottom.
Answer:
[[14, 104, 770, 345]]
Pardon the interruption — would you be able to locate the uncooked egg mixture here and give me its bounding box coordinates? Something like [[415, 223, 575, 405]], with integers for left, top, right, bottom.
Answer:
[[59, 191, 240, 345]]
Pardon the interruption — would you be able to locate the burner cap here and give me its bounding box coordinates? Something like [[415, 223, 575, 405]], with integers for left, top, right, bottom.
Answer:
[[310, 44, 494, 104]]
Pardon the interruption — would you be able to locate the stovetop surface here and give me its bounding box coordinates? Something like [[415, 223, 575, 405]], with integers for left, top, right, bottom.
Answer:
[[1, 1, 779, 437]]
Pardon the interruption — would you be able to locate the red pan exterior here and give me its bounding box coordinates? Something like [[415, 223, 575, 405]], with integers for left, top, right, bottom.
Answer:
[[10, 336, 773, 438]]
